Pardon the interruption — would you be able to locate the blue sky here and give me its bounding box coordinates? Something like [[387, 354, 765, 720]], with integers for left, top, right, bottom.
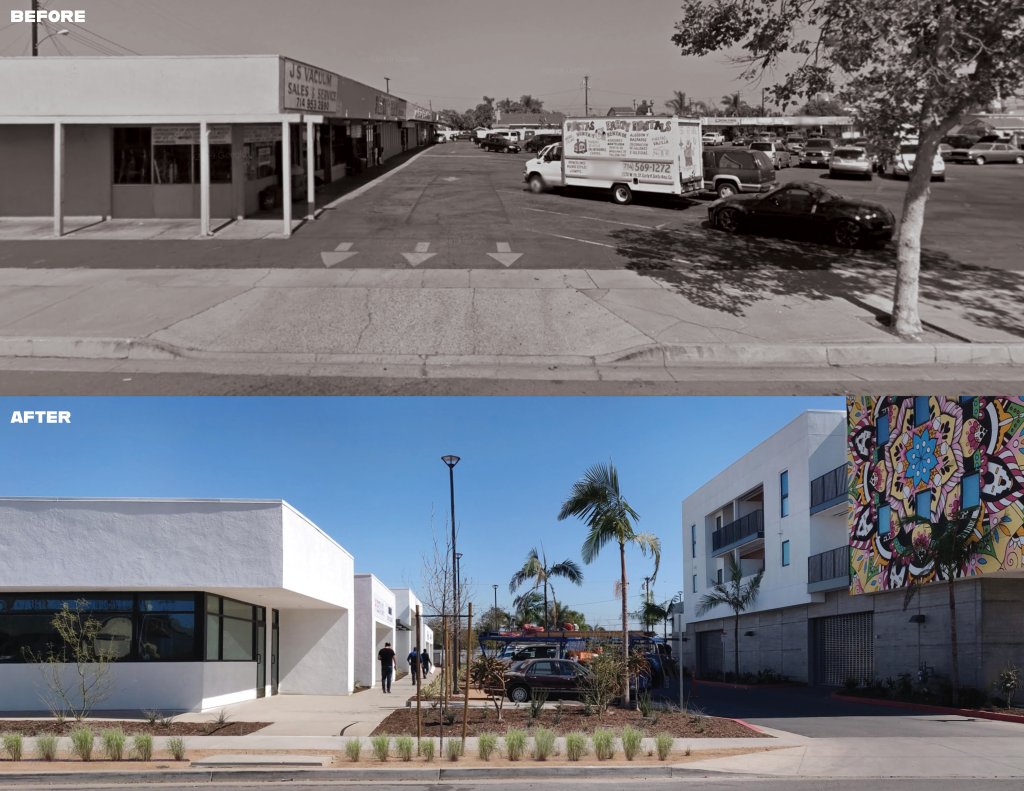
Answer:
[[0, 396, 843, 627], [0, 0, 784, 115]]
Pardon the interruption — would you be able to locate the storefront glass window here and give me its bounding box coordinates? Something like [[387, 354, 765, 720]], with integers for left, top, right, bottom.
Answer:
[[113, 128, 152, 184], [153, 144, 193, 184], [193, 144, 234, 183]]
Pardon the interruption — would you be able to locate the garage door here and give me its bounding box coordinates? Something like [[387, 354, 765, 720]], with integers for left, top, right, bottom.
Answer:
[[697, 629, 723, 678], [811, 612, 873, 686]]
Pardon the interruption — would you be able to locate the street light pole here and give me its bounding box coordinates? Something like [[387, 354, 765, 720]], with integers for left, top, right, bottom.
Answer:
[[441, 454, 460, 691], [492, 584, 498, 614], [385, 77, 391, 95]]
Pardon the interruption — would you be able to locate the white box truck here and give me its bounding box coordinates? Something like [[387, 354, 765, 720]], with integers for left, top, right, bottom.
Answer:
[[524, 116, 703, 204]]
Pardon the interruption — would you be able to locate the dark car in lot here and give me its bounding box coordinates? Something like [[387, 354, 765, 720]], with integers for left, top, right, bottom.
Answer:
[[481, 134, 521, 153], [702, 149, 776, 198], [504, 658, 588, 703], [707, 181, 895, 248], [524, 134, 562, 153]]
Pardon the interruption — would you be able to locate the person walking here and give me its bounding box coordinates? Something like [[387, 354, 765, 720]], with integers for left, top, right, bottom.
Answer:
[[378, 642, 396, 693], [407, 646, 421, 684], [420, 648, 431, 678]]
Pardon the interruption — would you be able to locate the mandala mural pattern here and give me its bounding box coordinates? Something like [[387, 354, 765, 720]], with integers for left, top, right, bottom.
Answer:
[[847, 396, 1024, 594]]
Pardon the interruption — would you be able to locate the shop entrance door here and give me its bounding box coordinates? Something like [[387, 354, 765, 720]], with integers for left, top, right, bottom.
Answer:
[[256, 607, 266, 698], [271, 609, 280, 695]]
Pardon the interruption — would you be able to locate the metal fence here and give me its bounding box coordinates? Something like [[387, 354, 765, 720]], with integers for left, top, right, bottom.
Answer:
[[810, 464, 849, 511], [807, 545, 850, 584], [711, 509, 764, 552]]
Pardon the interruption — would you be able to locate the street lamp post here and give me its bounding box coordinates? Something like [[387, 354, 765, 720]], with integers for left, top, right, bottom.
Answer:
[[441, 454, 460, 690], [33, 27, 69, 56], [492, 584, 498, 613], [385, 77, 391, 95]]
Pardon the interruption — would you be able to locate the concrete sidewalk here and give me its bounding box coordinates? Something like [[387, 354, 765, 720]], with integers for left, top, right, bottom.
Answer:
[[0, 266, 1020, 384]]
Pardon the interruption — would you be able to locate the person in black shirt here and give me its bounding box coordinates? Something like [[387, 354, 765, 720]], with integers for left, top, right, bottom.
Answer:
[[378, 642, 396, 693], [407, 646, 420, 684]]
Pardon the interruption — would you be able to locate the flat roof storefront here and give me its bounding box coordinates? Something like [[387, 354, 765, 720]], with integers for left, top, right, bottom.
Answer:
[[0, 55, 438, 238]]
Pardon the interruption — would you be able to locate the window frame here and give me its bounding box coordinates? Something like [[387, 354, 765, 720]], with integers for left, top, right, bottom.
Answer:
[[781, 540, 791, 567], [780, 469, 790, 518]]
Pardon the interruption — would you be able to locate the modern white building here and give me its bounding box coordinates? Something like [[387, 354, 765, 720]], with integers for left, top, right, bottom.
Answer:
[[392, 588, 434, 676], [0, 498, 356, 712], [353, 574, 396, 690]]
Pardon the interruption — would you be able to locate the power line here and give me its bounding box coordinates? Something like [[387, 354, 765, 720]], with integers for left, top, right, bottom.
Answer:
[[66, 21, 140, 55]]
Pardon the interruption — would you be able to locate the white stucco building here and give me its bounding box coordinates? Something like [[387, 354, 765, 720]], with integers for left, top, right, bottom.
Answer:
[[392, 588, 434, 676], [353, 574, 397, 689], [0, 498, 356, 712]]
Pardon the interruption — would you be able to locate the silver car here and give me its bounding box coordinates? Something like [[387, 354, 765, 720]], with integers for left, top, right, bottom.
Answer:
[[948, 142, 1024, 165], [828, 146, 873, 179]]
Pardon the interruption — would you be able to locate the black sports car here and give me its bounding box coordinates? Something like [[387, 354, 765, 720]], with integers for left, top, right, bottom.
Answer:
[[706, 181, 895, 248]]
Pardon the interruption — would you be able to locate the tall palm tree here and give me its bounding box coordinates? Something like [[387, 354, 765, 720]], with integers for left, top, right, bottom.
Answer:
[[720, 91, 749, 117], [665, 90, 689, 115], [512, 590, 544, 627], [509, 547, 583, 631], [558, 462, 661, 705], [696, 555, 763, 680], [637, 600, 670, 634]]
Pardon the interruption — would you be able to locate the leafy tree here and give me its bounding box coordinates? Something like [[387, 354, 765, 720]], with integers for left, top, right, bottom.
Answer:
[[896, 513, 994, 706], [439, 108, 469, 129], [509, 547, 583, 631], [720, 91, 753, 117], [671, 0, 1024, 337], [512, 590, 544, 627], [801, 96, 845, 116], [549, 604, 589, 631], [636, 600, 670, 634], [519, 94, 545, 113], [696, 555, 763, 679], [467, 96, 496, 129], [665, 90, 690, 115], [558, 462, 661, 705], [478, 605, 512, 634]]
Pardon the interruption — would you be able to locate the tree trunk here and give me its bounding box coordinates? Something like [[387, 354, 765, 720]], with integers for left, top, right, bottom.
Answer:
[[948, 580, 960, 707], [543, 579, 549, 632], [619, 540, 630, 706], [733, 610, 740, 680]]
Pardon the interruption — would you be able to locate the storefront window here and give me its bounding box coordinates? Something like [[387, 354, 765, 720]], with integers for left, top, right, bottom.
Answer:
[[113, 128, 152, 184], [193, 144, 234, 183], [153, 144, 193, 184], [205, 594, 256, 661]]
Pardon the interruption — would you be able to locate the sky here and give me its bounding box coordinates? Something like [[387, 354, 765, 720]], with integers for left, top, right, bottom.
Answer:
[[0, 0, 778, 115], [0, 396, 844, 628]]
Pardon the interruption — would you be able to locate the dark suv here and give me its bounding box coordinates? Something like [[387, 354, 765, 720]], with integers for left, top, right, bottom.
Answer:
[[504, 658, 588, 702], [481, 134, 521, 153], [702, 149, 776, 198], [524, 134, 562, 153]]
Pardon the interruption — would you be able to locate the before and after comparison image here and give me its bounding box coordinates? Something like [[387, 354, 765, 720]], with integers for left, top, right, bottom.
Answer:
[[0, 1, 1023, 789]]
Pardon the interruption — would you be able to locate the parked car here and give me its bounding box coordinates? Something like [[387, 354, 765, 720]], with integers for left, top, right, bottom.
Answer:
[[702, 148, 776, 198], [800, 138, 835, 167], [937, 143, 955, 161], [890, 142, 946, 180], [702, 131, 725, 146], [523, 133, 562, 153], [942, 134, 977, 150], [504, 658, 589, 702], [455, 131, 474, 141], [828, 146, 873, 179], [433, 133, 447, 144], [706, 181, 895, 248], [785, 134, 806, 154], [481, 133, 521, 153], [749, 140, 793, 169], [948, 141, 1024, 165]]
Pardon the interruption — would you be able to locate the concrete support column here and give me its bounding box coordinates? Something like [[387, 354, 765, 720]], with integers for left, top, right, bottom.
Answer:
[[199, 121, 211, 237], [231, 124, 246, 220], [306, 118, 316, 221], [52, 122, 64, 237], [281, 120, 292, 238]]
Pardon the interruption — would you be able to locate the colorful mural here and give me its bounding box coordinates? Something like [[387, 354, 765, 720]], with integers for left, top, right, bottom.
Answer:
[[847, 396, 1024, 594]]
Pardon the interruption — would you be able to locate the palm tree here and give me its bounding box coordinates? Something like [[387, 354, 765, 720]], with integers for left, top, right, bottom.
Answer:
[[696, 555, 763, 680], [898, 514, 994, 706], [665, 90, 689, 115], [509, 547, 583, 631], [558, 462, 661, 705], [637, 600, 670, 634], [512, 590, 544, 627], [720, 91, 749, 117]]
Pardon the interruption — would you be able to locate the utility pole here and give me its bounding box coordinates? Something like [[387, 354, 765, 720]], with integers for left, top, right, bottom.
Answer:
[[31, 0, 39, 56], [584, 75, 589, 117]]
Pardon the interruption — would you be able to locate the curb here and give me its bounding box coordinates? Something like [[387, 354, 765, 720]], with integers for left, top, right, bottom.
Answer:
[[692, 680, 804, 691], [831, 693, 1024, 724], [3, 337, 1024, 372]]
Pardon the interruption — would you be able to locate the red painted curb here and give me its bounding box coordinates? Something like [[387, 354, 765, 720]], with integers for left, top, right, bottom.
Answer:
[[831, 692, 1024, 724], [729, 717, 768, 734], [694, 679, 804, 691]]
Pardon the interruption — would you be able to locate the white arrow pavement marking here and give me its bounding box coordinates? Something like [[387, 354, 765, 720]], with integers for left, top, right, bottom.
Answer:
[[321, 242, 358, 267], [487, 241, 523, 267], [402, 241, 437, 267], [441, 176, 460, 182]]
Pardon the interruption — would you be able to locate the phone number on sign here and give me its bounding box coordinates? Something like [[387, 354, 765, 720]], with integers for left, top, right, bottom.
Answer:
[[621, 161, 672, 176]]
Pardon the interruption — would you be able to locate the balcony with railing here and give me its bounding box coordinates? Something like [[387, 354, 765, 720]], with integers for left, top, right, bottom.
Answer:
[[807, 545, 850, 592], [810, 464, 849, 514], [711, 509, 764, 554]]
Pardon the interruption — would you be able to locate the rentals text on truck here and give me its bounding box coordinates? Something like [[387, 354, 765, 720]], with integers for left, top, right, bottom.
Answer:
[[524, 116, 703, 204]]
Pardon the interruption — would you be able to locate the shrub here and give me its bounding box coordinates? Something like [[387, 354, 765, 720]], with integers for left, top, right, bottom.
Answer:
[[580, 651, 626, 715], [531, 728, 555, 760], [344, 739, 362, 762], [2, 734, 23, 761], [655, 733, 673, 761], [394, 736, 414, 762], [529, 689, 548, 719], [843, 676, 859, 691], [637, 690, 654, 718], [167, 737, 186, 761], [477, 732, 498, 761], [592, 728, 615, 760], [419, 739, 435, 761], [371, 735, 390, 762], [132, 734, 153, 762], [70, 727, 94, 761], [621, 726, 642, 760], [996, 663, 1021, 708], [102, 728, 126, 761], [36, 734, 58, 761], [504, 729, 527, 761], [565, 731, 588, 761], [445, 739, 463, 762], [143, 709, 161, 725]]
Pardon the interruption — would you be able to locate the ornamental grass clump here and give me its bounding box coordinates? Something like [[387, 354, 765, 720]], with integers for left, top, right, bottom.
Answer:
[[592, 728, 615, 760], [36, 734, 58, 761], [101, 728, 126, 761], [655, 733, 673, 761], [395, 736, 414, 762], [344, 739, 362, 762], [167, 737, 186, 761], [445, 738, 463, 762], [2, 734, 22, 761], [621, 726, 642, 761], [132, 734, 153, 762], [504, 729, 527, 761], [531, 728, 556, 761], [565, 731, 588, 761], [371, 735, 390, 762], [70, 727, 94, 761], [419, 739, 435, 761], [477, 732, 498, 761]]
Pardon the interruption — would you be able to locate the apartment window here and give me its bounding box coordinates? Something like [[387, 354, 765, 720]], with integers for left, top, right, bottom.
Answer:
[[690, 524, 696, 558], [716, 568, 723, 584], [715, 514, 723, 531], [692, 575, 698, 593], [780, 470, 790, 517], [782, 540, 791, 567]]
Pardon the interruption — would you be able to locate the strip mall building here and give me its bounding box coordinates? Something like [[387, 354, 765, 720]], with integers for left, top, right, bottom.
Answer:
[[0, 55, 438, 236]]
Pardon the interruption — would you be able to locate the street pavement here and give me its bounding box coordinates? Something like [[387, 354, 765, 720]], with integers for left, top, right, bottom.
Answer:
[[0, 143, 1021, 393]]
